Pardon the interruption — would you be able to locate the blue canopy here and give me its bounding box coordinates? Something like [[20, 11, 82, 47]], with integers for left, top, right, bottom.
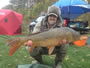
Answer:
[[54, 0, 90, 20], [61, 5, 90, 19], [54, 0, 88, 7]]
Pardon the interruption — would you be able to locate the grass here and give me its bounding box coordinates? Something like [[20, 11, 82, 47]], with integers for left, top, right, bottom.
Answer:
[[0, 35, 90, 68]]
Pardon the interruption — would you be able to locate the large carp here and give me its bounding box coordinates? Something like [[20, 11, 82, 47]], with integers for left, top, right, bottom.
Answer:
[[8, 27, 81, 56]]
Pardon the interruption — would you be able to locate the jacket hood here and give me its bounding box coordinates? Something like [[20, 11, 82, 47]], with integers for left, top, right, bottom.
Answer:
[[44, 5, 63, 26]]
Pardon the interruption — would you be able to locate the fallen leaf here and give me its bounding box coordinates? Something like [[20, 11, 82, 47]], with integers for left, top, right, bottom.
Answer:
[[24, 56, 27, 58], [8, 64, 12, 66], [0, 54, 2, 56], [86, 54, 90, 56], [65, 56, 69, 61], [15, 58, 18, 62], [81, 59, 85, 62]]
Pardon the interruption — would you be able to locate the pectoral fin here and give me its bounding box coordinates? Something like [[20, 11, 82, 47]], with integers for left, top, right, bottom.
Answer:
[[48, 46, 55, 55]]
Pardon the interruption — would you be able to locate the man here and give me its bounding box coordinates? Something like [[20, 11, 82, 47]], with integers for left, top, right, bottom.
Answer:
[[25, 5, 69, 68]]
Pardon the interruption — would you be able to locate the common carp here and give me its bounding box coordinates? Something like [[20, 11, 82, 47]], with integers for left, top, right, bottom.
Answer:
[[7, 27, 81, 56]]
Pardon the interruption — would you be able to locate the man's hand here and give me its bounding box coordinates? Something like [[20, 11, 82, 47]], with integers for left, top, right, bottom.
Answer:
[[59, 39, 70, 45], [24, 40, 33, 47]]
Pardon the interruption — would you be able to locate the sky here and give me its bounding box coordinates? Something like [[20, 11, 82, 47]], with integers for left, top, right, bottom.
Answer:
[[0, 0, 10, 9]]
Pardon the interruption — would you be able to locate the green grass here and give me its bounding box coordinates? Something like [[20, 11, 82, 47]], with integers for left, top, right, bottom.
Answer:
[[0, 35, 90, 68]]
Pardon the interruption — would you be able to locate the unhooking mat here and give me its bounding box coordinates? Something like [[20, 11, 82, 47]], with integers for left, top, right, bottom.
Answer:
[[17, 64, 52, 68]]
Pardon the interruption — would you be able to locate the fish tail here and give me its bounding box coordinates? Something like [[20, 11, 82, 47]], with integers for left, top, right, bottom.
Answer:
[[7, 39, 23, 56], [9, 44, 21, 56]]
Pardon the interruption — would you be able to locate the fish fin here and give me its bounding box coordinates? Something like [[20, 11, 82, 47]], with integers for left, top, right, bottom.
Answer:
[[29, 45, 35, 53], [48, 46, 55, 55], [48, 46, 51, 49], [8, 39, 22, 56]]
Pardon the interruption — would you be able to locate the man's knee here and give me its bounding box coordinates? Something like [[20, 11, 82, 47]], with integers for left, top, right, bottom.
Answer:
[[30, 47, 42, 57]]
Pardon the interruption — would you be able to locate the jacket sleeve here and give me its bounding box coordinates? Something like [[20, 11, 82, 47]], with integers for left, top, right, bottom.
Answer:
[[32, 21, 41, 34]]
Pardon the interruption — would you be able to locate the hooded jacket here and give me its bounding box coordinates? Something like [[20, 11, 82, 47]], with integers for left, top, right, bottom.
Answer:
[[32, 5, 63, 33]]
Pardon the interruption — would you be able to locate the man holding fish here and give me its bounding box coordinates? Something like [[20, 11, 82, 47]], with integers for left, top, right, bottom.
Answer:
[[8, 5, 81, 68], [25, 5, 70, 68]]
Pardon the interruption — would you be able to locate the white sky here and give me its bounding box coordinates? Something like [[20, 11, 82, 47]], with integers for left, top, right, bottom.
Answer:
[[0, 0, 10, 9]]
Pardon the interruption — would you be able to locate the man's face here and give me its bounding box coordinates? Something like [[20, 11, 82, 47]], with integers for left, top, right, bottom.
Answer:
[[48, 15, 58, 25]]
